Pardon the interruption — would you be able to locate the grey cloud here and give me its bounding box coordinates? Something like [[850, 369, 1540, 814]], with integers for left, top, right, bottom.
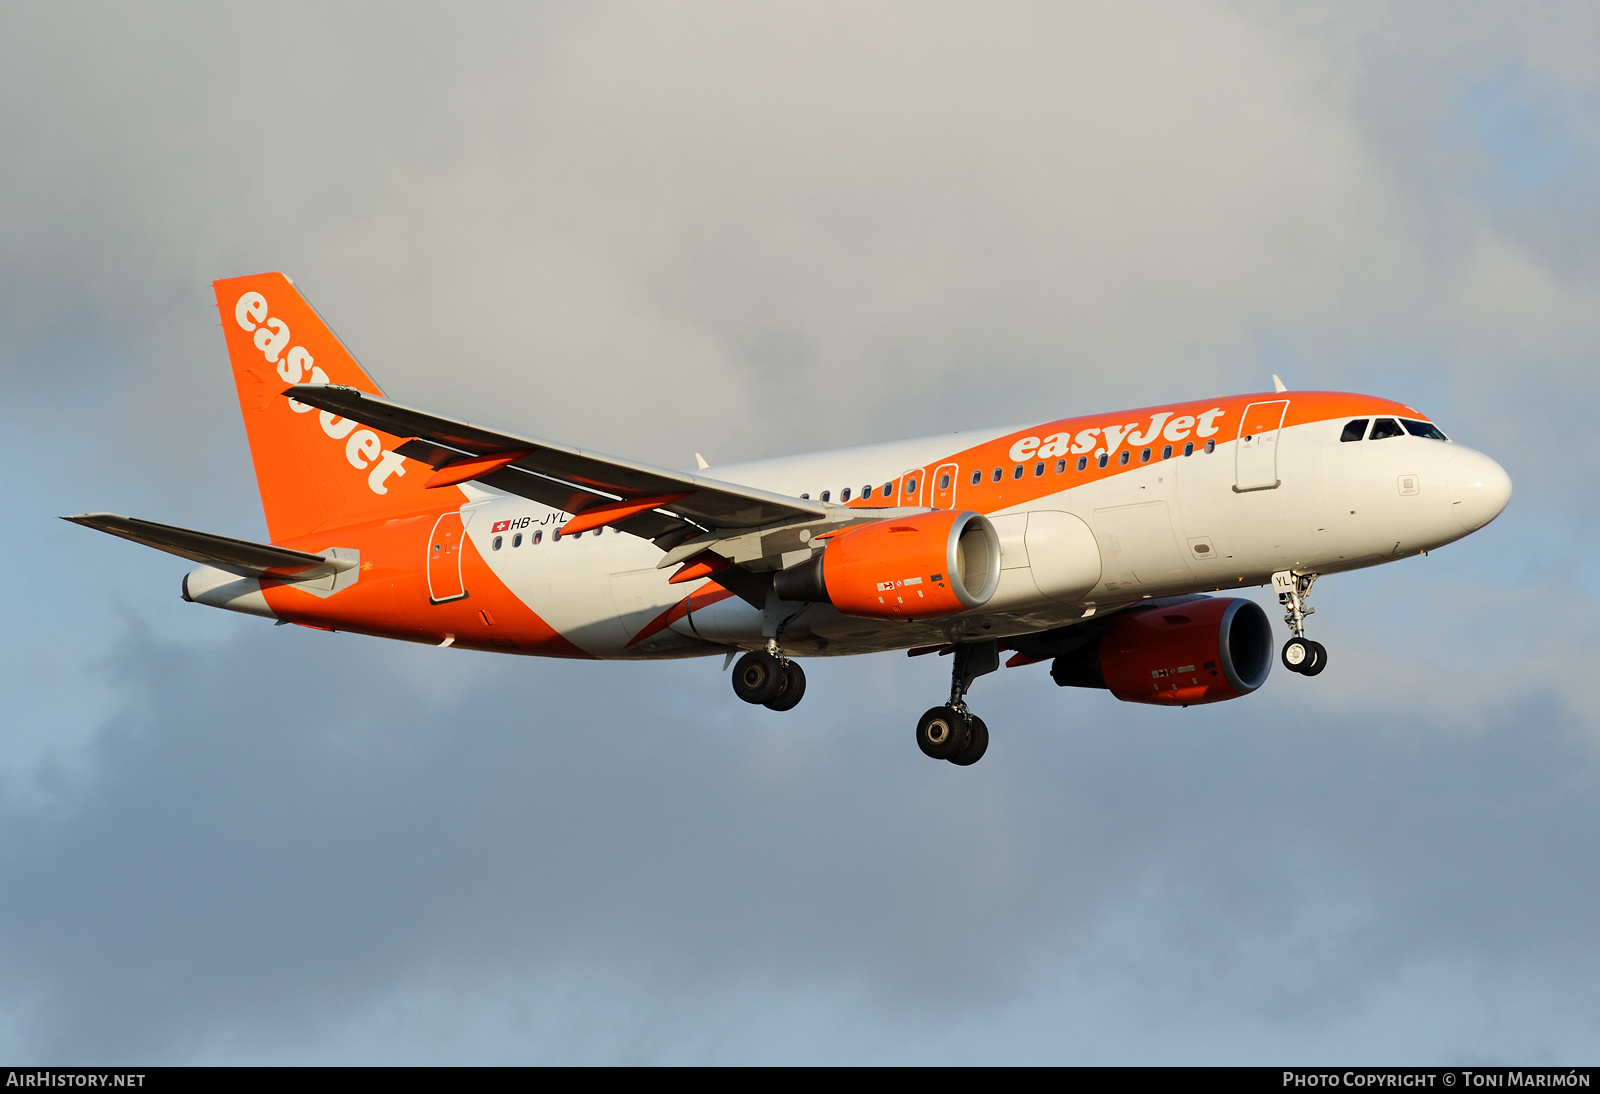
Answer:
[[3, 612, 1597, 1061], [8, 3, 1596, 472]]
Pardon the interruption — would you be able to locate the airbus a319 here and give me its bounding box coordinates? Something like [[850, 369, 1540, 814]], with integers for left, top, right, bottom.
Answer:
[[70, 273, 1512, 766]]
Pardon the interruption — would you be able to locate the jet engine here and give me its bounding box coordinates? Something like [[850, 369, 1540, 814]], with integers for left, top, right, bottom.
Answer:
[[1050, 596, 1273, 706], [773, 510, 1001, 620]]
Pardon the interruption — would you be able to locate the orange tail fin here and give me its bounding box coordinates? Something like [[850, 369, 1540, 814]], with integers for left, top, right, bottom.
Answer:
[[214, 273, 436, 542]]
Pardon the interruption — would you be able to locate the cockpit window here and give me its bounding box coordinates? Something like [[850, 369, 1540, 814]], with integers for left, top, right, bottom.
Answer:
[[1401, 418, 1449, 441], [1340, 419, 1369, 442], [1369, 418, 1404, 440]]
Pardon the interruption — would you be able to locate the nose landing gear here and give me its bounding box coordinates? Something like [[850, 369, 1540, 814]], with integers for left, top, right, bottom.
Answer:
[[1273, 570, 1327, 677], [915, 639, 998, 766], [1281, 636, 1326, 675]]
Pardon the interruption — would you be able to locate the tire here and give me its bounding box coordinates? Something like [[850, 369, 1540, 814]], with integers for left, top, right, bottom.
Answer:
[[1281, 638, 1312, 674], [732, 650, 785, 705], [948, 715, 988, 766], [764, 660, 807, 711], [916, 706, 968, 760], [1301, 640, 1327, 677]]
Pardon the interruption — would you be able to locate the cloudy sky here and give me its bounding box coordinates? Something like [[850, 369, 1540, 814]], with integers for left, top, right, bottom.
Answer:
[[2, 1, 1598, 1063]]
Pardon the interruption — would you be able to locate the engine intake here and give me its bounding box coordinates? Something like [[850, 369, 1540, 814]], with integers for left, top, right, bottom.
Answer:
[[1050, 596, 1272, 705], [774, 510, 1001, 619]]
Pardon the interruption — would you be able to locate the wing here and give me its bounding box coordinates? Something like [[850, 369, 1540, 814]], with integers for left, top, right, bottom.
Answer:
[[63, 513, 354, 580], [285, 384, 828, 548]]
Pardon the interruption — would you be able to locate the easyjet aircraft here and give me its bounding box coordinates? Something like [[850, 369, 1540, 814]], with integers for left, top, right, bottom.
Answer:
[[70, 273, 1512, 766]]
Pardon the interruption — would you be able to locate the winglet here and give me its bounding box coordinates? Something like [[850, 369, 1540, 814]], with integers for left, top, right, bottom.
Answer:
[[1272, 374, 1288, 393]]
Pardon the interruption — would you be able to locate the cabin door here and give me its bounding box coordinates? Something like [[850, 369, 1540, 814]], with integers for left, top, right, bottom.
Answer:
[[1235, 400, 1289, 492], [427, 511, 469, 604]]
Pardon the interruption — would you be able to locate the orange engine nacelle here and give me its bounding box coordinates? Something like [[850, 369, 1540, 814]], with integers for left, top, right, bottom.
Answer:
[[773, 510, 1001, 619], [1052, 596, 1273, 706]]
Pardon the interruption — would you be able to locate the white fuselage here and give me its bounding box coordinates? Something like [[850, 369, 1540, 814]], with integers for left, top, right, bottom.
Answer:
[[458, 416, 1508, 659]]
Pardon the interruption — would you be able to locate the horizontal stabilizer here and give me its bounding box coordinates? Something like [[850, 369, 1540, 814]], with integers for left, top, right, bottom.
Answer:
[[62, 513, 354, 580]]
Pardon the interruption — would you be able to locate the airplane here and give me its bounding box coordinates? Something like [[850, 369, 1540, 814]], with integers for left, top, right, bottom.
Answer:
[[67, 272, 1513, 767]]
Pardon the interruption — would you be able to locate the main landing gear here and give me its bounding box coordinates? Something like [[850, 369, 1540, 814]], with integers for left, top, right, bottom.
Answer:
[[731, 644, 807, 712], [731, 637, 998, 767], [916, 639, 999, 767], [1273, 569, 1327, 677]]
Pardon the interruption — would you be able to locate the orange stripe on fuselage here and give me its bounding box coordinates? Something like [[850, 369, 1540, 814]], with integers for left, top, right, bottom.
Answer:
[[626, 583, 736, 648], [257, 502, 594, 659], [842, 391, 1420, 515]]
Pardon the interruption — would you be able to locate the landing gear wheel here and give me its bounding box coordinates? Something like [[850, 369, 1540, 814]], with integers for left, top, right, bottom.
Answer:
[[948, 715, 988, 766], [916, 706, 968, 760], [1282, 638, 1312, 674], [1301, 640, 1327, 677], [732, 650, 785, 705], [764, 660, 807, 711]]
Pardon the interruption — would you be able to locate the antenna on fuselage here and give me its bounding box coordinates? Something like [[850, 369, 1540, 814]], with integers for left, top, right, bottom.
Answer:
[[1272, 375, 1288, 393]]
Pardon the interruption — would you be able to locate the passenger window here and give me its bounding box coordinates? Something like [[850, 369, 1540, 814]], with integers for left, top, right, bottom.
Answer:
[[1204, 439, 1215, 453], [937, 474, 949, 491], [1341, 419, 1369, 442], [841, 487, 851, 502], [1076, 456, 1087, 471], [800, 493, 810, 500], [862, 485, 873, 499], [1034, 462, 1044, 476], [1370, 418, 1403, 440], [1401, 419, 1449, 441], [1183, 442, 1194, 456], [970, 470, 982, 486], [882, 482, 893, 496], [907, 478, 919, 494], [1140, 448, 1151, 463], [1055, 459, 1066, 474], [992, 467, 1002, 482], [1097, 452, 1109, 468], [1161, 444, 1172, 460], [513, 533, 522, 548], [1012, 465, 1024, 479], [492, 536, 503, 551], [1118, 451, 1130, 465], [533, 531, 542, 545], [821, 490, 830, 502]]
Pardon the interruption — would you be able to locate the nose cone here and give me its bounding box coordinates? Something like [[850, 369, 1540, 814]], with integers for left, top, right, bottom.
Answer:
[[1447, 448, 1512, 532]]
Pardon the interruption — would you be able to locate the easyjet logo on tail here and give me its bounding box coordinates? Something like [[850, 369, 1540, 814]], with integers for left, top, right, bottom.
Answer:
[[234, 291, 407, 495]]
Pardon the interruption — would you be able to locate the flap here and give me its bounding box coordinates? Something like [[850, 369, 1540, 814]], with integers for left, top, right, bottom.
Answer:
[[63, 513, 355, 581]]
